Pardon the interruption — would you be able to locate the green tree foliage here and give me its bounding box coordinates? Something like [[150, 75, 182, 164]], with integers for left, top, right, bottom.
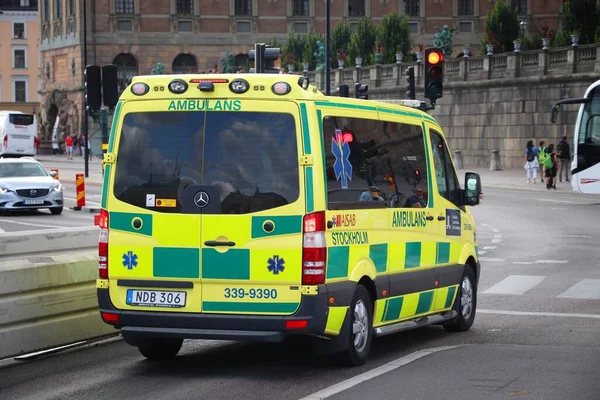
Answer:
[[380, 12, 412, 64], [330, 21, 353, 67], [562, 0, 599, 44], [480, 0, 520, 54], [283, 32, 305, 70], [349, 17, 379, 65]]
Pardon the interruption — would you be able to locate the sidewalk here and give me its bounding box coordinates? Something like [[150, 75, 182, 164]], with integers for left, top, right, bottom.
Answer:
[[35, 154, 104, 186], [457, 167, 577, 193]]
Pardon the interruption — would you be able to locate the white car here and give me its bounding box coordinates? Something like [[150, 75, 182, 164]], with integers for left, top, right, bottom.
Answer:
[[0, 157, 64, 214]]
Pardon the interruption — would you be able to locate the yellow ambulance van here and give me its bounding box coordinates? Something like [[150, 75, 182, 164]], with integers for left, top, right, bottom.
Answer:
[[96, 73, 482, 366]]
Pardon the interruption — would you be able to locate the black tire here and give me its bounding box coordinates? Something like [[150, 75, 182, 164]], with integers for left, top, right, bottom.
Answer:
[[340, 285, 373, 367], [444, 266, 477, 332], [50, 207, 63, 215], [138, 338, 183, 361]]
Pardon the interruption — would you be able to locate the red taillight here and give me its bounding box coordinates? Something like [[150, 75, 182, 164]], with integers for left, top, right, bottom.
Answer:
[[302, 211, 327, 285], [98, 209, 109, 279], [3, 135, 7, 148], [101, 312, 119, 324], [285, 320, 308, 329]]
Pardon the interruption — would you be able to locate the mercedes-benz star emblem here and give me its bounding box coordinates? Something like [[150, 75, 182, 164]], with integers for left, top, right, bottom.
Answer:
[[193, 191, 210, 208], [30, 189, 37, 196]]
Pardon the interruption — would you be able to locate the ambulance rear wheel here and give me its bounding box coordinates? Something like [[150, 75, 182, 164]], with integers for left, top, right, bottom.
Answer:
[[138, 338, 183, 361], [341, 285, 373, 367], [444, 266, 477, 332]]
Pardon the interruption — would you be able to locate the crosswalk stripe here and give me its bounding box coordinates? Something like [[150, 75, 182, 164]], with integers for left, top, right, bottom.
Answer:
[[483, 246, 497, 250], [558, 279, 600, 300], [483, 275, 546, 295], [491, 239, 502, 244], [478, 257, 505, 262], [534, 260, 569, 264]]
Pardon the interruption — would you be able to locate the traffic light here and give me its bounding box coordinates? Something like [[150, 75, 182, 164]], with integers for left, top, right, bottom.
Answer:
[[249, 43, 281, 73], [355, 82, 368, 100], [101, 64, 118, 110], [405, 66, 415, 100], [85, 65, 102, 112], [337, 84, 349, 97], [424, 48, 444, 102]]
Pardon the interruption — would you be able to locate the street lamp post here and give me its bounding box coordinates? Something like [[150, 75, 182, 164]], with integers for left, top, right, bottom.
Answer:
[[83, 0, 89, 178], [325, 0, 331, 95]]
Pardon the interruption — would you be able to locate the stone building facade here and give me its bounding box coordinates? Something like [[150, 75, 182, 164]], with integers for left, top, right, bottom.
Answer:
[[39, 0, 565, 143]]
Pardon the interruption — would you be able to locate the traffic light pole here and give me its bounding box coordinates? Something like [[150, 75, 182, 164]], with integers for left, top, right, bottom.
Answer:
[[100, 107, 109, 178], [83, 0, 89, 178], [325, 0, 331, 95]]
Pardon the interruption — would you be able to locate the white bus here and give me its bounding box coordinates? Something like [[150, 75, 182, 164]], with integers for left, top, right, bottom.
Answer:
[[551, 80, 600, 194], [0, 110, 38, 158]]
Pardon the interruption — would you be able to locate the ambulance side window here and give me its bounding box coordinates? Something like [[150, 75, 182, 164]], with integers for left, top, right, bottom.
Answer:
[[322, 115, 429, 210], [429, 130, 461, 207]]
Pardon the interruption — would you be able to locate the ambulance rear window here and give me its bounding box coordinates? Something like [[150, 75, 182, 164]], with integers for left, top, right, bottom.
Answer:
[[113, 110, 300, 214]]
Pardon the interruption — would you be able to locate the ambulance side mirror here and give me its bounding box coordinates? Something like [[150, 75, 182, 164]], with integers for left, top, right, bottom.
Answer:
[[464, 172, 481, 206]]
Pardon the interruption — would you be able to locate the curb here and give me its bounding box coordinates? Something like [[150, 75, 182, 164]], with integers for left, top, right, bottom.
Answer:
[[69, 206, 101, 213]]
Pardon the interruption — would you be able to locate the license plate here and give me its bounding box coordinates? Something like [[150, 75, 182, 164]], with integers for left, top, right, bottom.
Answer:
[[24, 199, 44, 205], [126, 289, 186, 308]]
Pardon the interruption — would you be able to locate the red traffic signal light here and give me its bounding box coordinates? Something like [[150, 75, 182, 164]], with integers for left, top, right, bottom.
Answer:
[[424, 48, 444, 102]]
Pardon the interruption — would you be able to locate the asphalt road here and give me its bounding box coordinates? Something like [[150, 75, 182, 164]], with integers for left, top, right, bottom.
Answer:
[[0, 157, 102, 233], [0, 188, 599, 400]]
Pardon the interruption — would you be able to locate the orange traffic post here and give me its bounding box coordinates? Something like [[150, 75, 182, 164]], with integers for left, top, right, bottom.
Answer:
[[75, 173, 86, 210]]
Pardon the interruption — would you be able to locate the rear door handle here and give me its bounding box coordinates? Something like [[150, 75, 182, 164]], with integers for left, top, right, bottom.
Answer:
[[437, 216, 446, 221], [204, 240, 236, 247]]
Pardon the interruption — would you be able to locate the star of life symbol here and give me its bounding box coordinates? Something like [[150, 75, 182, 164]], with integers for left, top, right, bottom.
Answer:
[[331, 129, 353, 189], [122, 251, 138, 270], [267, 255, 285, 275], [331, 216, 337, 227]]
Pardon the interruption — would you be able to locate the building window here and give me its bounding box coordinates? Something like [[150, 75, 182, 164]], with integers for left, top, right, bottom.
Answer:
[[55, 0, 62, 19], [43, 0, 49, 21], [235, 0, 252, 16], [14, 81, 27, 103], [293, 22, 308, 33], [176, 0, 193, 14], [69, 0, 75, 15], [348, 0, 365, 17], [117, 20, 133, 31], [13, 23, 25, 39], [292, 0, 309, 16], [116, 0, 134, 14], [172, 54, 197, 74], [458, 21, 472, 33], [405, 0, 420, 17], [14, 49, 26, 69], [178, 20, 193, 32], [511, 0, 527, 14], [113, 53, 138, 93], [457, 0, 474, 16]]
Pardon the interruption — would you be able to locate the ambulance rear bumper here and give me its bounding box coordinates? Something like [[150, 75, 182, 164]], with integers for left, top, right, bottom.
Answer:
[[97, 287, 332, 344]]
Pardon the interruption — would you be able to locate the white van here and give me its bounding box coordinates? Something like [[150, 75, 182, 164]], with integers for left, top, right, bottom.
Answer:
[[0, 111, 38, 157]]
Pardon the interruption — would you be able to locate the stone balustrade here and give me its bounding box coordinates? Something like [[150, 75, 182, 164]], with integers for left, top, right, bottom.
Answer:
[[305, 43, 600, 94]]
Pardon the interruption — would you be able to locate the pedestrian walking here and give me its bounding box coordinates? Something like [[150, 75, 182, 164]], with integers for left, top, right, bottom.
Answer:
[[524, 140, 539, 184], [538, 140, 547, 182], [544, 143, 559, 190], [65, 135, 74, 160], [557, 133, 571, 183]]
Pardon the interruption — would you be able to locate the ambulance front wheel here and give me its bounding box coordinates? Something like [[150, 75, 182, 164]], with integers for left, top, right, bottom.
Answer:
[[138, 338, 183, 361], [444, 266, 477, 332], [341, 285, 373, 367]]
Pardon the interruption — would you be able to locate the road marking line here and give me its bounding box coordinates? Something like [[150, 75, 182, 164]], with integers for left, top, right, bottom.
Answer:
[[558, 279, 600, 300], [298, 345, 465, 400], [493, 234, 503, 239], [481, 223, 491, 227], [478, 309, 600, 320], [0, 219, 62, 229], [479, 257, 506, 262], [512, 261, 534, 265], [546, 235, 594, 239], [491, 239, 502, 244], [492, 229, 500, 233], [483, 275, 545, 295], [64, 197, 101, 205], [534, 260, 569, 264], [0, 225, 5, 234], [478, 251, 487, 255], [483, 246, 497, 250]]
